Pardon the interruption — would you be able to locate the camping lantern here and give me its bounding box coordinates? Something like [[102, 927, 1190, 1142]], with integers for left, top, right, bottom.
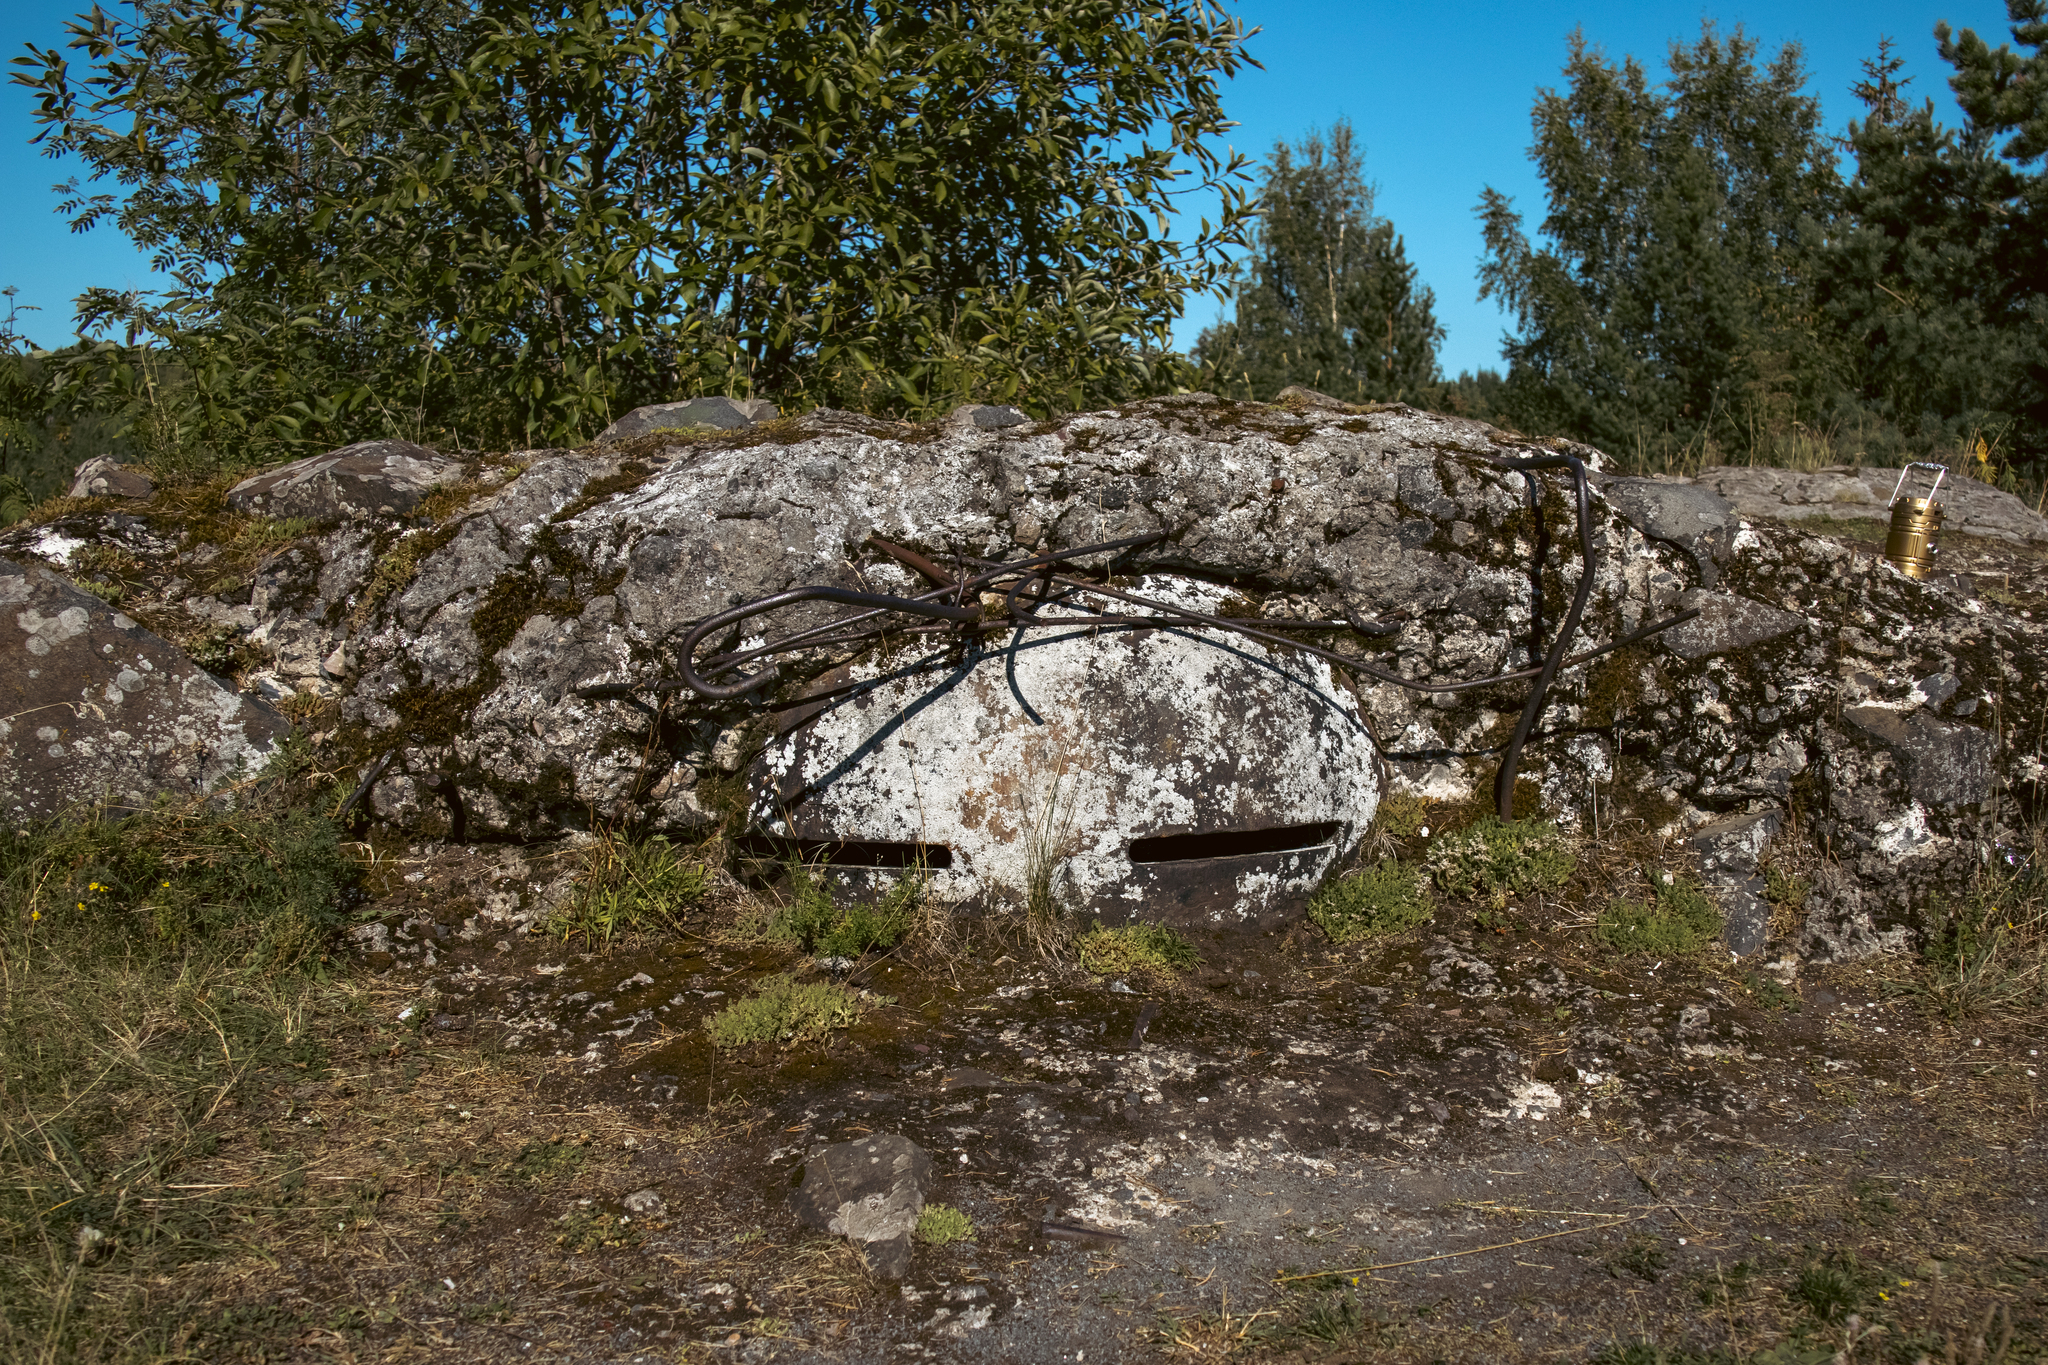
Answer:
[[1885, 462, 1948, 579]]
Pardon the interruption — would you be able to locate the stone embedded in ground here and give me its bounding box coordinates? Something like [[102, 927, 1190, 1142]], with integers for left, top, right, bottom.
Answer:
[[67, 456, 156, 501], [1687, 810, 1784, 956], [789, 1134, 933, 1280], [227, 439, 463, 521], [596, 396, 777, 442], [0, 557, 290, 819], [1843, 705, 1996, 810]]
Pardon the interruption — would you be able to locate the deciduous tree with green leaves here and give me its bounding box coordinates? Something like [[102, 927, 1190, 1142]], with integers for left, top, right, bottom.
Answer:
[[1476, 24, 1840, 465], [1193, 120, 1442, 404], [14, 0, 1256, 458]]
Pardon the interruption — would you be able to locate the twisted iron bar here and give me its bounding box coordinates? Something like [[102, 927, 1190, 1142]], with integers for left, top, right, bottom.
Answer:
[[605, 455, 1697, 821]]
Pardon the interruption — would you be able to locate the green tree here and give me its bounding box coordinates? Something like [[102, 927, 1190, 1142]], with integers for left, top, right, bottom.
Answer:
[[1193, 120, 1442, 404], [14, 0, 1256, 456], [1818, 4, 2048, 476], [1476, 24, 1839, 465]]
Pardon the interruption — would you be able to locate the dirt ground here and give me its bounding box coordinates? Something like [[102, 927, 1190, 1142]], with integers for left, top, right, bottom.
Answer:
[[136, 822, 2036, 1365]]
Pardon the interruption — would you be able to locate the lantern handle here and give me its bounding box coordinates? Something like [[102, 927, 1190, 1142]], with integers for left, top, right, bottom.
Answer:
[[1889, 461, 1947, 508]]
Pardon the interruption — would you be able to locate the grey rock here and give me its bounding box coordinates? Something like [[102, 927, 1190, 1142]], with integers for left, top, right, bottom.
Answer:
[[227, 440, 462, 521], [1661, 589, 1808, 660], [622, 1188, 665, 1217], [1693, 464, 2048, 546], [944, 403, 1030, 431], [789, 1134, 933, 1279], [1600, 477, 1738, 586], [1272, 385, 1360, 412], [1686, 810, 1783, 956], [1843, 705, 1995, 809], [323, 394, 2044, 963], [0, 557, 289, 819], [67, 457, 155, 501], [596, 396, 777, 442]]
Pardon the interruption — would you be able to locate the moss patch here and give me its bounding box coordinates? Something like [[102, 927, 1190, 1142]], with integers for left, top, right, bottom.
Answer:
[[1074, 922, 1198, 981], [915, 1204, 973, 1246], [704, 976, 884, 1051], [1309, 861, 1433, 943], [1597, 873, 1723, 955]]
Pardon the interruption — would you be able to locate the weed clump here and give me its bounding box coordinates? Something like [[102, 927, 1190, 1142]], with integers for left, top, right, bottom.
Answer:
[[1074, 921, 1198, 981], [1597, 873, 1722, 955], [1901, 866, 2045, 1020], [704, 975, 886, 1050], [764, 860, 921, 959], [1309, 860, 1432, 943], [1425, 816, 1575, 908], [551, 832, 710, 947], [914, 1203, 973, 1245]]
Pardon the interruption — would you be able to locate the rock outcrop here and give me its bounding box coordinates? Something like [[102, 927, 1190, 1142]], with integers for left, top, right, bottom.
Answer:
[[3, 403, 2043, 963], [67, 457, 155, 501], [227, 439, 463, 521]]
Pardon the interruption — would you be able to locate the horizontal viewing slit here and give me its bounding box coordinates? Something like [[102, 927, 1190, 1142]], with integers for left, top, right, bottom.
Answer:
[[1128, 822, 1341, 864], [735, 835, 953, 870]]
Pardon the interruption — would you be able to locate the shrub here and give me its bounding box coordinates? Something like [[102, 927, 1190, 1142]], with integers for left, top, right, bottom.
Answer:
[[1425, 816, 1576, 907], [1074, 922, 1198, 980], [704, 975, 885, 1050], [1309, 860, 1433, 943], [915, 1203, 973, 1246], [1597, 873, 1722, 955]]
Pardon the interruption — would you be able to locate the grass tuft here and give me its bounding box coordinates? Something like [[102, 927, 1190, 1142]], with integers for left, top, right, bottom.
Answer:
[[1425, 816, 1575, 909], [759, 859, 921, 959], [549, 830, 710, 948], [1597, 872, 1722, 955], [1309, 860, 1432, 943]]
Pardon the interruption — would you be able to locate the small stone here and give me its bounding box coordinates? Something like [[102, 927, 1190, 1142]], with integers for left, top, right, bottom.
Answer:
[[789, 1135, 933, 1280], [622, 1188, 665, 1217]]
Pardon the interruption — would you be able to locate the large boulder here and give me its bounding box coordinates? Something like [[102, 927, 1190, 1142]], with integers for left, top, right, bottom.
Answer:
[[330, 395, 2046, 961], [0, 558, 290, 819], [227, 439, 463, 521]]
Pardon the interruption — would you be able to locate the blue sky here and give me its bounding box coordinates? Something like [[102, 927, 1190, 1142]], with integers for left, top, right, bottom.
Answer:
[[0, 1, 2022, 376]]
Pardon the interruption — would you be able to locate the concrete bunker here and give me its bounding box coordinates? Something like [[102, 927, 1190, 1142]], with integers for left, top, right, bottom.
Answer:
[[744, 574, 1383, 930]]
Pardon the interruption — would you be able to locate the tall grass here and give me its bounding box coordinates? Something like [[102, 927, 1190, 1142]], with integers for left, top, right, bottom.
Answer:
[[0, 801, 356, 1363]]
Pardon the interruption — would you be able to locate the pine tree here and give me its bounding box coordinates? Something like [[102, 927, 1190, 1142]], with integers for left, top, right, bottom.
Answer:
[[1194, 121, 1442, 403]]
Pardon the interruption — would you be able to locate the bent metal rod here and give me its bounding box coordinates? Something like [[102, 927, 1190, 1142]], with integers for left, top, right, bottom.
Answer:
[[631, 452, 1698, 823]]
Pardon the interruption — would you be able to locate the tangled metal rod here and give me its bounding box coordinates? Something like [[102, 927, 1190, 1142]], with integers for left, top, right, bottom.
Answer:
[[618, 453, 1696, 821]]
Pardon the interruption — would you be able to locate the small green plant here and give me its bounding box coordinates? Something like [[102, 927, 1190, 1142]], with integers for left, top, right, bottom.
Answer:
[[1074, 921, 1198, 980], [1741, 971, 1801, 1011], [1373, 792, 1429, 840], [1309, 860, 1432, 943], [1425, 816, 1575, 908], [704, 975, 886, 1050], [550, 831, 710, 947], [914, 1203, 973, 1245], [553, 1208, 643, 1253], [766, 858, 920, 958], [1794, 1251, 1873, 1324], [1764, 864, 1811, 910], [1597, 873, 1722, 955]]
